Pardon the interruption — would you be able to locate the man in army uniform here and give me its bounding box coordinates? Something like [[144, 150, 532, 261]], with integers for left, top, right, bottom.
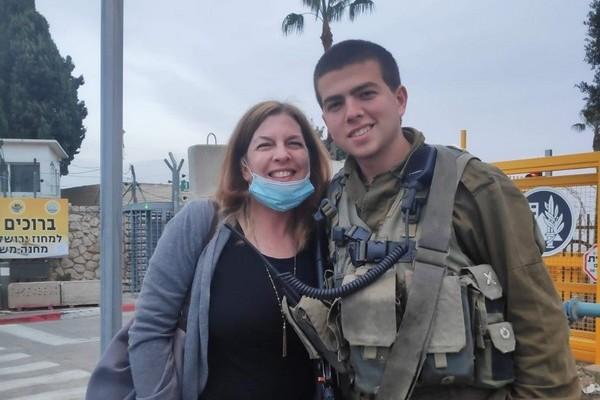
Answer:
[[309, 39, 580, 399]]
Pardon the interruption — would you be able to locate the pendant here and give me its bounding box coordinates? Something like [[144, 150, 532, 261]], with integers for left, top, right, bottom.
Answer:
[[282, 321, 287, 358]]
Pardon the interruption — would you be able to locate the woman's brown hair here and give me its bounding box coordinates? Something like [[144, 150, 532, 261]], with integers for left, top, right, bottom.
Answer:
[[215, 100, 331, 248]]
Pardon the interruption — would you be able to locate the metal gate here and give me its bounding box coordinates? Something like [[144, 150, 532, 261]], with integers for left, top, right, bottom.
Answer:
[[123, 202, 174, 292], [494, 152, 600, 363]]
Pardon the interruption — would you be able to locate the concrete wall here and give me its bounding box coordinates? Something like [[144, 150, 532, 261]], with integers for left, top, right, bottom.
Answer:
[[188, 144, 226, 199], [49, 205, 101, 280]]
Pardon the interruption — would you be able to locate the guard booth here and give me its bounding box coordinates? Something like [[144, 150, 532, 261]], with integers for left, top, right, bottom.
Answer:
[[494, 152, 600, 363], [123, 202, 174, 292]]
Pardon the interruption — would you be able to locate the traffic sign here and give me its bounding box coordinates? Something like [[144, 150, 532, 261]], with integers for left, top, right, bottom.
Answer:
[[584, 244, 598, 283]]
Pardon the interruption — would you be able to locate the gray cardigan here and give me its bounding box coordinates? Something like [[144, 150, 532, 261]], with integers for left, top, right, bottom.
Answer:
[[128, 200, 231, 400]]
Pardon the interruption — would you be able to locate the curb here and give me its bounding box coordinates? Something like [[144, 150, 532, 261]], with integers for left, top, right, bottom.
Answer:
[[0, 303, 136, 325]]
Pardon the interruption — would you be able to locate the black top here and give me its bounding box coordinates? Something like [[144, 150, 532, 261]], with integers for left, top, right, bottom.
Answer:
[[200, 234, 317, 400]]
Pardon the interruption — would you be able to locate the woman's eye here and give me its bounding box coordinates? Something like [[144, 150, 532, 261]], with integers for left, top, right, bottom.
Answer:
[[288, 141, 304, 148], [256, 143, 271, 149]]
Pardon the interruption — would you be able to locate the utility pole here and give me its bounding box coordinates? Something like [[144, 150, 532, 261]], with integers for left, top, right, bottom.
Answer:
[[130, 164, 138, 203], [164, 152, 184, 213], [100, 0, 124, 352]]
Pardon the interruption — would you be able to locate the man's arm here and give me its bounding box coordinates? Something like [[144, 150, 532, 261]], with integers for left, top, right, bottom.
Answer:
[[453, 160, 580, 399]]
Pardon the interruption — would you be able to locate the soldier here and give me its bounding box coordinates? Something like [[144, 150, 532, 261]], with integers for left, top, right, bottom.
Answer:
[[295, 39, 580, 399]]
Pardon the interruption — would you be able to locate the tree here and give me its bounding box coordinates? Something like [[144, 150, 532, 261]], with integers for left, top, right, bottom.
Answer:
[[0, 0, 87, 174], [576, 0, 600, 151], [282, 0, 375, 52]]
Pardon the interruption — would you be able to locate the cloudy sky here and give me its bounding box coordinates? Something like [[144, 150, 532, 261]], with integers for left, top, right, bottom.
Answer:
[[35, 0, 593, 188]]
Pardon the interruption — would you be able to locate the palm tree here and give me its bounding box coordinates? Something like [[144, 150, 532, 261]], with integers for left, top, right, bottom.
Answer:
[[574, 81, 600, 151], [572, 119, 600, 152], [282, 0, 375, 52]]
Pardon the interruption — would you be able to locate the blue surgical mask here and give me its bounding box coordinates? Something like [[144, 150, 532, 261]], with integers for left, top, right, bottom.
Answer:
[[248, 171, 315, 212]]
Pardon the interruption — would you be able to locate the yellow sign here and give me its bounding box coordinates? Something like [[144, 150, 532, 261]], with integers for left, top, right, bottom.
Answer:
[[0, 198, 69, 259]]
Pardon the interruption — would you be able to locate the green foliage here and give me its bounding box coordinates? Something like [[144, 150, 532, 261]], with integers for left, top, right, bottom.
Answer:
[[314, 123, 347, 161], [576, 0, 600, 151], [282, 0, 375, 52], [55, 271, 72, 281], [0, 0, 87, 173]]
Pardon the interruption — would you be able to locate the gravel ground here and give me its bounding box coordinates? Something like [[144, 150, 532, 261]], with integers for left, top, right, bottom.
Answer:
[[579, 362, 600, 399]]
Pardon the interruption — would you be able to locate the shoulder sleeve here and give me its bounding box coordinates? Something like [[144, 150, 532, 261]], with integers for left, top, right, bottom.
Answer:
[[453, 160, 580, 399], [128, 200, 216, 397]]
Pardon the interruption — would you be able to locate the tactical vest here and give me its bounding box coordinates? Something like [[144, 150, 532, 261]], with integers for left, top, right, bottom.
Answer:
[[284, 145, 516, 399]]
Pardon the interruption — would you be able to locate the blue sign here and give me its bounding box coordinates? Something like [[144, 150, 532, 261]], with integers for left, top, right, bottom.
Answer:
[[526, 187, 577, 256]]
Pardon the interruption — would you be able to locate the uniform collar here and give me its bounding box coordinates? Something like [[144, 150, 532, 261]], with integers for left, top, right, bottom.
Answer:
[[342, 127, 427, 188]]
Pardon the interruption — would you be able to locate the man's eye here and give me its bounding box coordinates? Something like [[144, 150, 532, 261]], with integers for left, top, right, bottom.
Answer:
[[326, 102, 341, 112], [360, 90, 376, 99]]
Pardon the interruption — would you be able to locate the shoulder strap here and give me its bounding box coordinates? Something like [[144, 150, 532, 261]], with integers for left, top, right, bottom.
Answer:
[[327, 169, 345, 206], [177, 201, 219, 331], [377, 146, 475, 400]]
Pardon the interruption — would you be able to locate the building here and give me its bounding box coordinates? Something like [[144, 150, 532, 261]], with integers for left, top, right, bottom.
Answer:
[[0, 138, 67, 198]]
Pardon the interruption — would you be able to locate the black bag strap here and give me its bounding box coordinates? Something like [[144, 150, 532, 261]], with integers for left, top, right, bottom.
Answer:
[[377, 146, 474, 400]]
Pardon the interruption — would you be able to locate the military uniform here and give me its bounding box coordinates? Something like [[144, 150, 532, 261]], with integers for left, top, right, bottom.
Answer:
[[321, 128, 579, 399]]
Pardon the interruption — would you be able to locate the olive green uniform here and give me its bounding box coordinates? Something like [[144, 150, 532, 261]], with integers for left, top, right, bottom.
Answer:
[[338, 129, 580, 399]]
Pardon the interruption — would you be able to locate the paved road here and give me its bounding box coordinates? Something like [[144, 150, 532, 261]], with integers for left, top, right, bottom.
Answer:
[[0, 312, 133, 400]]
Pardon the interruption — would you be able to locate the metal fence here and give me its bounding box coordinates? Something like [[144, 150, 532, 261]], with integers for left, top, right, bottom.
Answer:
[[494, 152, 600, 363], [123, 202, 174, 292]]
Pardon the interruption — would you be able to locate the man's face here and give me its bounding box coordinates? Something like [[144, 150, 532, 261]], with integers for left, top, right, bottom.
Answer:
[[317, 60, 407, 166]]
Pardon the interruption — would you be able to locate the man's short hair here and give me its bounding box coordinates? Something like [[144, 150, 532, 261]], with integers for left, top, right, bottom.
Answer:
[[313, 39, 401, 106]]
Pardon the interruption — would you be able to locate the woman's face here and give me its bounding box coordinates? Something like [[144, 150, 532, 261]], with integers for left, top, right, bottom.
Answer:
[[243, 113, 310, 183]]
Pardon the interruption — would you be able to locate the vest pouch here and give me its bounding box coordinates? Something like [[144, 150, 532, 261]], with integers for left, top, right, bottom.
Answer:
[[341, 268, 396, 395], [283, 296, 349, 373], [341, 267, 397, 348], [475, 321, 515, 388], [419, 275, 474, 386]]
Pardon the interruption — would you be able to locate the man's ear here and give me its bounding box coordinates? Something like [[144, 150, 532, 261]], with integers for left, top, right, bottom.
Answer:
[[395, 85, 408, 118]]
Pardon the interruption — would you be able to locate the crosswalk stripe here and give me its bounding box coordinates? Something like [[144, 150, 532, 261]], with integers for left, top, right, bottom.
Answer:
[[0, 353, 30, 363], [8, 386, 87, 400], [0, 347, 5, 351], [0, 325, 93, 346], [0, 369, 90, 392], [0, 361, 59, 376]]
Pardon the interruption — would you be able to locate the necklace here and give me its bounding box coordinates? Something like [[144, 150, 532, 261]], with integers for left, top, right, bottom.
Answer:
[[263, 255, 296, 358], [248, 217, 297, 358]]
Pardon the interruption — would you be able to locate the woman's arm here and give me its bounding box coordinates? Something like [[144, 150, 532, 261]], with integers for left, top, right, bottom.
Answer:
[[128, 200, 216, 398]]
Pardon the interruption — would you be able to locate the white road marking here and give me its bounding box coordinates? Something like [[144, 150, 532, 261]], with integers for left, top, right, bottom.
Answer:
[[0, 347, 5, 351], [0, 324, 96, 346], [0, 353, 30, 363], [8, 386, 87, 400], [0, 369, 90, 392], [0, 361, 59, 376]]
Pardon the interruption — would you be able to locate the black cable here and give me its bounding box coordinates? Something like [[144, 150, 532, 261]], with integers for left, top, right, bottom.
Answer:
[[279, 240, 408, 300], [226, 214, 411, 302]]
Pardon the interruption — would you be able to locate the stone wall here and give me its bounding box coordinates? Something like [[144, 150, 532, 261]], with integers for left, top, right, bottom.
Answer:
[[50, 205, 101, 280]]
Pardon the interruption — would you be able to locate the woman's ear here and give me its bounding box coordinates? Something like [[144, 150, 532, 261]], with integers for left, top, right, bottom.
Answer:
[[241, 158, 252, 183]]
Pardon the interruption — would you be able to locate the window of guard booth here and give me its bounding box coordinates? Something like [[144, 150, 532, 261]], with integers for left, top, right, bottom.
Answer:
[[10, 162, 40, 193], [0, 159, 7, 194]]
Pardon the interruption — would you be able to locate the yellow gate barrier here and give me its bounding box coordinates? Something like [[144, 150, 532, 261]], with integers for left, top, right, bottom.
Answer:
[[494, 151, 600, 363]]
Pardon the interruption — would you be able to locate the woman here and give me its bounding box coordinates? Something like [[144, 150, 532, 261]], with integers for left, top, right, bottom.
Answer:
[[128, 100, 331, 400]]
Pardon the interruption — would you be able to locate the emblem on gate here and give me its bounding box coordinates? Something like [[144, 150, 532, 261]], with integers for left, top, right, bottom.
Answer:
[[525, 187, 577, 257]]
